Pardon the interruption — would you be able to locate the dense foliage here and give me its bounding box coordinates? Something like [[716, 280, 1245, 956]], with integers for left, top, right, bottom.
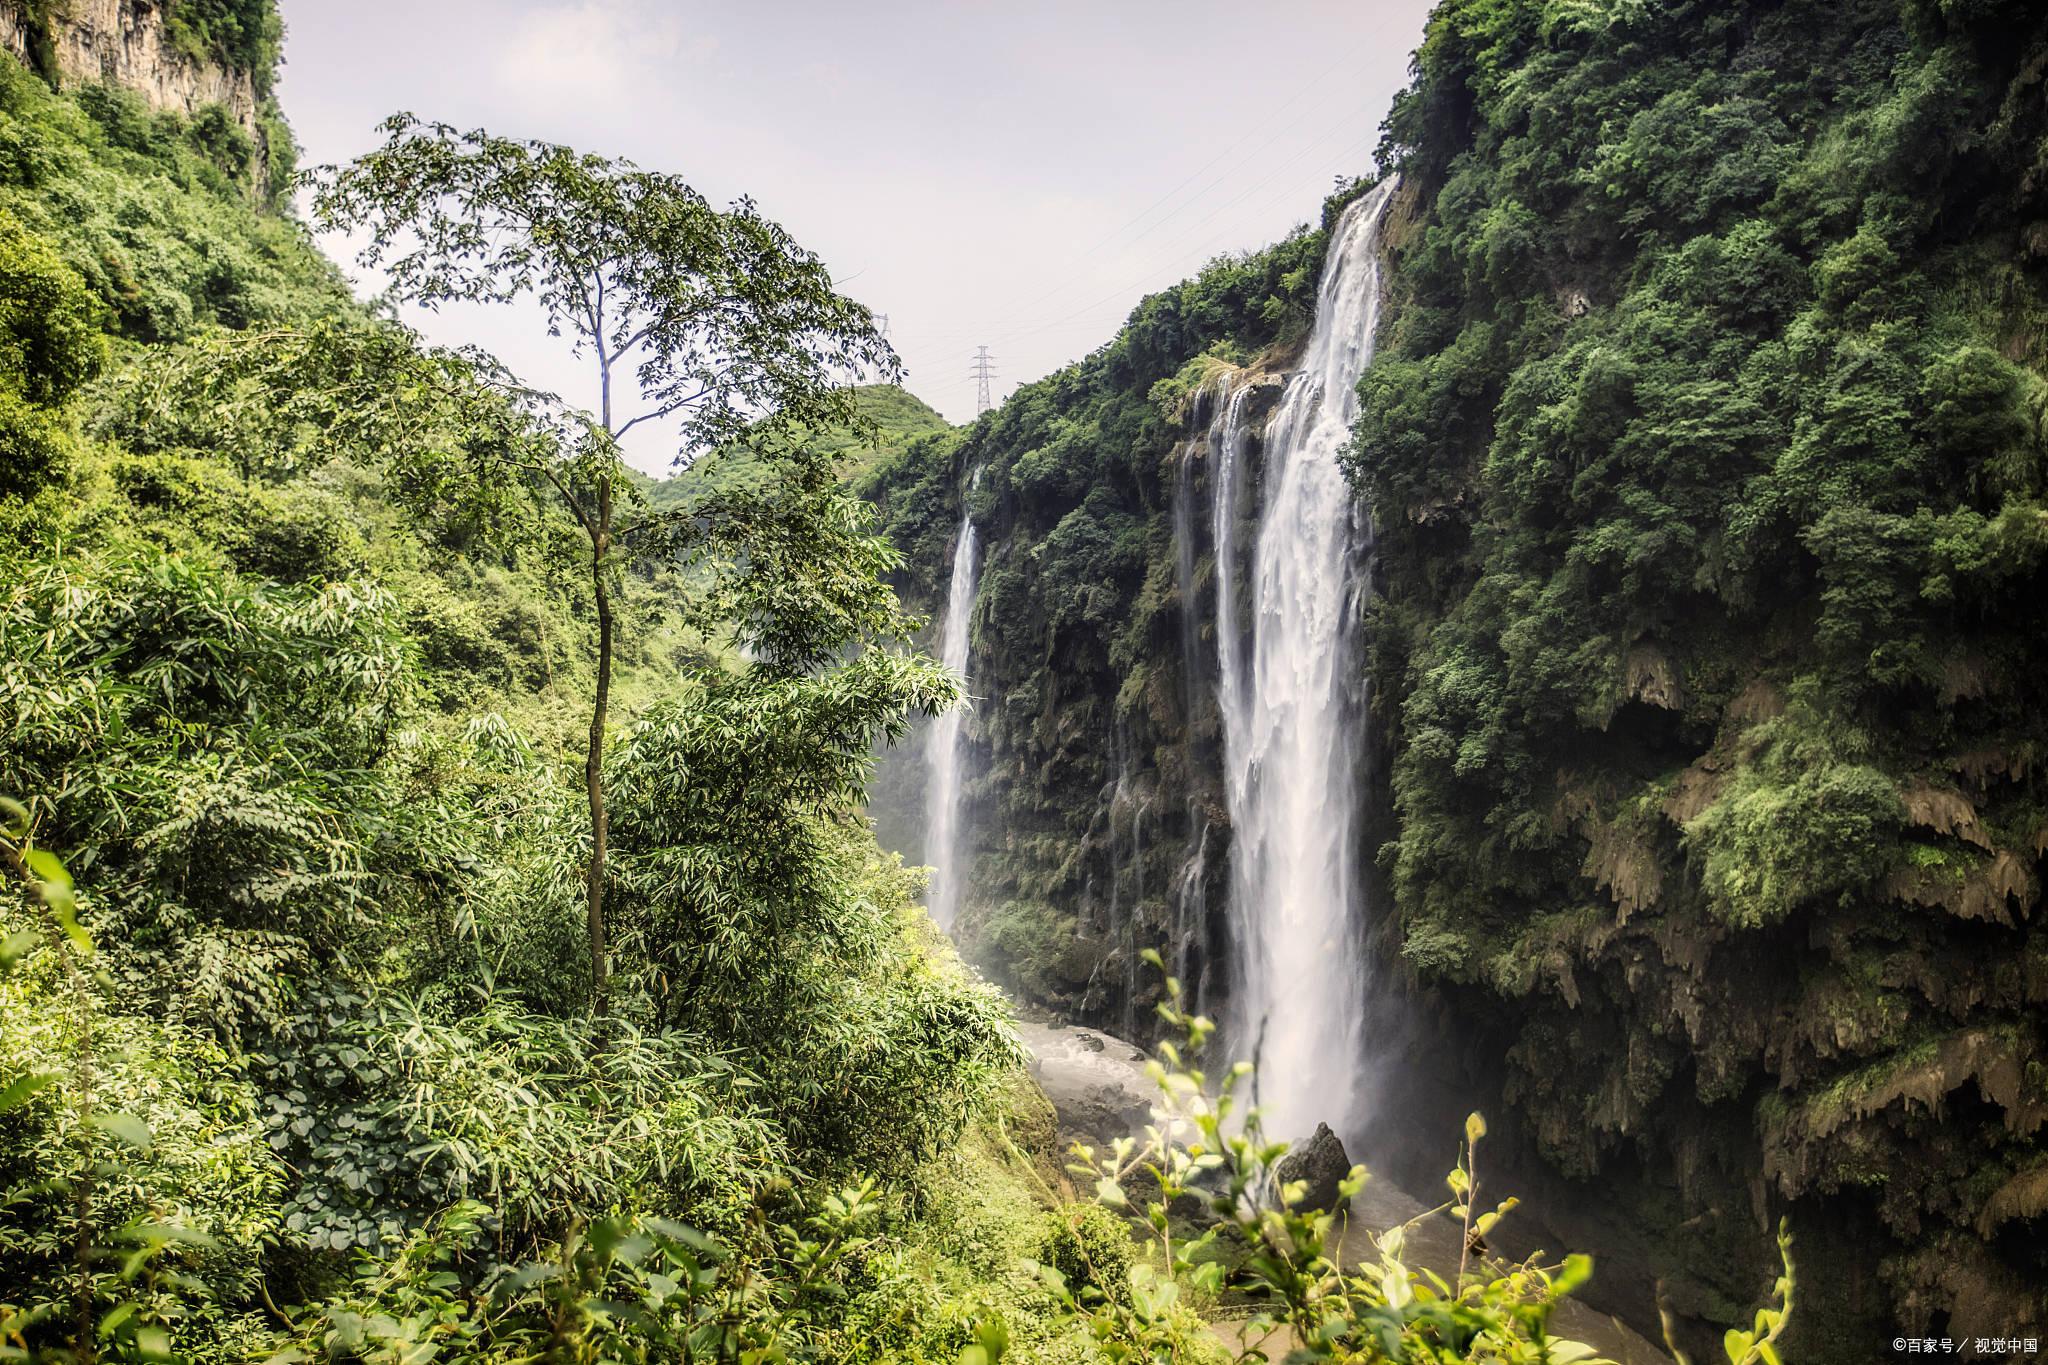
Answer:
[[162, 0, 283, 95], [1343, 0, 2048, 1354], [859, 0, 2048, 1355], [0, 56, 334, 347], [0, 45, 1061, 1365], [298, 114, 906, 1009]]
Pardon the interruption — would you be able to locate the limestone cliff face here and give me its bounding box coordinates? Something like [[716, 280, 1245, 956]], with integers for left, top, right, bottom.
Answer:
[[0, 0, 257, 131]]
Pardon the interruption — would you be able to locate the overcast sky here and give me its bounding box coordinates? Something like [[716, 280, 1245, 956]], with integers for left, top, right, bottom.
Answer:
[[277, 0, 1433, 473]]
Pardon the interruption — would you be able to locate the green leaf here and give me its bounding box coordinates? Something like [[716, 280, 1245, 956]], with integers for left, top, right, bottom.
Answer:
[[1465, 1111, 1486, 1144], [0, 928, 39, 972], [1554, 1252, 1593, 1294], [90, 1111, 153, 1153], [24, 848, 69, 889], [0, 1071, 56, 1115]]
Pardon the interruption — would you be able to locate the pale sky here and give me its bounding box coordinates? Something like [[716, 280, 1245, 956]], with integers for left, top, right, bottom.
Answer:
[[277, 0, 1433, 473]]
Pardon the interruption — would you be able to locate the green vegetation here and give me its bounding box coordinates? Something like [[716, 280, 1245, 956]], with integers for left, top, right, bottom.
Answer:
[[1052, 963, 1796, 1365], [1346, 0, 2048, 1351], [24, 0, 2038, 1349], [856, 0, 2048, 1354], [0, 45, 1048, 1365], [162, 0, 283, 94], [0, 37, 1650, 1365], [0, 55, 337, 352], [293, 112, 904, 1008], [641, 385, 954, 513]]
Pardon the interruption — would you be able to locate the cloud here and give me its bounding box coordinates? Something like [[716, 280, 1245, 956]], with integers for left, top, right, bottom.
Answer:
[[491, 2, 709, 114]]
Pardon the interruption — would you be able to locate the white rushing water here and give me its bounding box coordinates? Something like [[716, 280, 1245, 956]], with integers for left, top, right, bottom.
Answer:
[[924, 508, 980, 930], [1215, 178, 1398, 1142]]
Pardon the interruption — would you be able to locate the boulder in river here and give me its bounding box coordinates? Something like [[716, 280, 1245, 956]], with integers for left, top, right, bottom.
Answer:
[[1273, 1122, 1351, 1214]]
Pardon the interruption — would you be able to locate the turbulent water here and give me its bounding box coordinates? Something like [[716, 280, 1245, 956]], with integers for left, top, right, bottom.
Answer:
[[924, 509, 980, 930], [1214, 179, 1397, 1142]]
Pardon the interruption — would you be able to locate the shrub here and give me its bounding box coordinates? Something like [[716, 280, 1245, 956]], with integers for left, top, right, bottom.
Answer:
[[1037, 1204, 1134, 1307]]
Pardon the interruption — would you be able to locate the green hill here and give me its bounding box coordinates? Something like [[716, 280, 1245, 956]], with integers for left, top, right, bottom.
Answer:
[[634, 381, 953, 512]]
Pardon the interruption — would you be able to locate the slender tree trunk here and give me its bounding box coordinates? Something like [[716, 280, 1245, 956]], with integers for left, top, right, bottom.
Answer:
[[71, 1006, 95, 1365], [586, 478, 613, 1013]]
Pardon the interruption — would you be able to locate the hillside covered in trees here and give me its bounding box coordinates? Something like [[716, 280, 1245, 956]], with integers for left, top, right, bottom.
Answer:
[[0, 1, 1707, 1362], [0, 14, 1068, 1364], [11, 0, 2044, 1359]]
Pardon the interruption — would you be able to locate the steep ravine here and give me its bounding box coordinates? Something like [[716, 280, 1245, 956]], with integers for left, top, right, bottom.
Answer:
[[866, 0, 2048, 1356]]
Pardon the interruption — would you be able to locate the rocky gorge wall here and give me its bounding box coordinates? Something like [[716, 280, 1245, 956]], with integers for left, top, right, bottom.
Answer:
[[0, 0, 259, 131], [1348, 0, 2048, 1355]]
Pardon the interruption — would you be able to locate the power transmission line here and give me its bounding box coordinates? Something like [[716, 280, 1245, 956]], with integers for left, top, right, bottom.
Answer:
[[971, 347, 996, 416]]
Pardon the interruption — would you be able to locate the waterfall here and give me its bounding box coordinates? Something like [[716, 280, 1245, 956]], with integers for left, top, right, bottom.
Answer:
[[924, 504, 981, 930], [1215, 179, 1398, 1143], [1125, 792, 1149, 1039], [1174, 816, 1209, 1012]]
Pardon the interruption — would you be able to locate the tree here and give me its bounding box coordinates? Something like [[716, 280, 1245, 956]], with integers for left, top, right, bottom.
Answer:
[[307, 115, 898, 1009], [0, 210, 105, 494]]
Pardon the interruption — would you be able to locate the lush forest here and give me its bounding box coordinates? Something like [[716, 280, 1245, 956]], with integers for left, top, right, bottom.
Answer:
[[1353, 0, 2048, 1347], [0, 4, 1691, 1364]]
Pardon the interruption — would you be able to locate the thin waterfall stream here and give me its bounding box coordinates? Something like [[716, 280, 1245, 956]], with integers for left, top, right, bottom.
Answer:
[[1214, 178, 1398, 1143], [923, 497, 981, 931]]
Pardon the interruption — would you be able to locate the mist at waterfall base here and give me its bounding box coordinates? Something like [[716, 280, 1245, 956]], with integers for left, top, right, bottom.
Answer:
[[1206, 179, 1398, 1147]]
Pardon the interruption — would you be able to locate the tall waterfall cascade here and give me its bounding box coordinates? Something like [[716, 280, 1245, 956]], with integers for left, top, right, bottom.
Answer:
[[1214, 178, 1398, 1143], [924, 505, 981, 930]]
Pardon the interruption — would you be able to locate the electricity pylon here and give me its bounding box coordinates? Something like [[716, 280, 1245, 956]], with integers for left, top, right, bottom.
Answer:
[[971, 347, 995, 416]]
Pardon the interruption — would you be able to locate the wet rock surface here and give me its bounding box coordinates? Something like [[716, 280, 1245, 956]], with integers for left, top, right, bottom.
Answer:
[[1013, 1019, 1157, 1152], [1273, 1122, 1351, 1214]]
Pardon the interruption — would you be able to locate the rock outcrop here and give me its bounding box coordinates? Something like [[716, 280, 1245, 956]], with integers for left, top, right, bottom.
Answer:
[[1273, 1122, 1351, 1214], [0, 0, 259, 131]]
